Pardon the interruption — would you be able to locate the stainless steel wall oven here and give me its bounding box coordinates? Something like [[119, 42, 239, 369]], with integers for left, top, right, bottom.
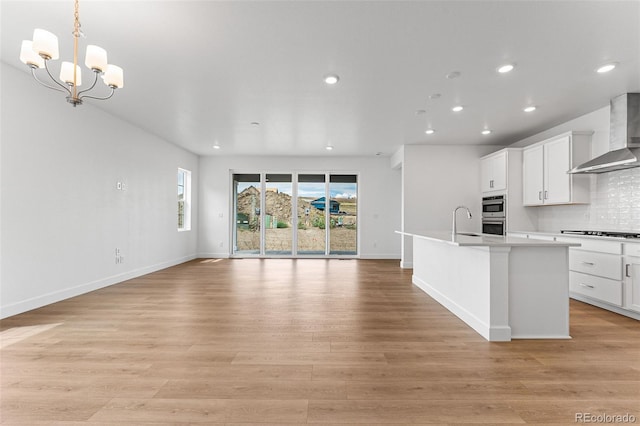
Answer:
[[482, 195, 506, 235]]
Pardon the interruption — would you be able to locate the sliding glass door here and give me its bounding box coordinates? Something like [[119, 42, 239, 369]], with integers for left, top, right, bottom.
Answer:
[[329, 174, 357, 255], [297, 174, 326, 255], [231, 172, 357, 257], [233, 174, 261, 255], [265, 174, 293, 255]]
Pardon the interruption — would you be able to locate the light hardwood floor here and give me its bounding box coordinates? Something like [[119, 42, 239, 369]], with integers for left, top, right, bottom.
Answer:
[[1, 259, 639, 425]]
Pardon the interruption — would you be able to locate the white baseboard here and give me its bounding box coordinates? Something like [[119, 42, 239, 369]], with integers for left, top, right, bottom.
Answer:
[[198, 252, 230, 259], [570, 293, 640, 320], [0, 254, 197, 319], [199, 253, 398, 260], [400, 260, 413, 269], [412, 274, 511, 342], [359, 254, 401, 260]]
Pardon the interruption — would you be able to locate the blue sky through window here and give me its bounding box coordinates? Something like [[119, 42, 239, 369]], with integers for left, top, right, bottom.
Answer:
[[237, 182, 356, 199]]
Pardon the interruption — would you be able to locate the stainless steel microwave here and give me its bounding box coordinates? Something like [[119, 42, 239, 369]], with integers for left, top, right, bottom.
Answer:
[[482, 195, 506, 218]]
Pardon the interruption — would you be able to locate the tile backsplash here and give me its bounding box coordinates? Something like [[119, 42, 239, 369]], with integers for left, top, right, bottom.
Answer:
[[537, 167, 640, 232]]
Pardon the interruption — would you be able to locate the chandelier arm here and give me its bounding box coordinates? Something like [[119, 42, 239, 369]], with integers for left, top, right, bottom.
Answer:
[[77, 70, 99, 97], [30, 67, 68, 93], [80, 87, 115, 101], [42, 60, 73, 95]]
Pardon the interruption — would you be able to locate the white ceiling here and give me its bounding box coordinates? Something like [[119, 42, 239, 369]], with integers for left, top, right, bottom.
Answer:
[[2, 0, 639, 157]]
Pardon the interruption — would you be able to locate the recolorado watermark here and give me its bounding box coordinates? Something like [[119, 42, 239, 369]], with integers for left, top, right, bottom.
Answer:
[[575, 413, 637, 423]]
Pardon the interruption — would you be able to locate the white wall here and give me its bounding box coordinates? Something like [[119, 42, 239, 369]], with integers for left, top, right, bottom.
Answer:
[[0, 63, 199, 318], [512, 106, 640, 232], [198, 155, 401, 259], [399, 144, 501, 267]]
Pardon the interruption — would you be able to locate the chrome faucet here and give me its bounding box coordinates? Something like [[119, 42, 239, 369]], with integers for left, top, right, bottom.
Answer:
[[452, 206, 472, 237]]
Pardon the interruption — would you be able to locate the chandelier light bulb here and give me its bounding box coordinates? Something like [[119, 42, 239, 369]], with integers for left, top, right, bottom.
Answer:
[[60, 61, 82, 86], [85, 45, 108, 72], [32, 29, 59, 60], [20, 40, 44, 68], [103, 65, 124, 88]]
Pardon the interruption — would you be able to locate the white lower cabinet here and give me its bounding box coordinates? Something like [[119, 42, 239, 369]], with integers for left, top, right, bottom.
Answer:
[[560, 236, 639, 319], [623, 244, 640, 313], [569, 249, 622, 280], [570, 271, 622, 306], [566, 238, 622, 305], [510, 233, 639, 319]]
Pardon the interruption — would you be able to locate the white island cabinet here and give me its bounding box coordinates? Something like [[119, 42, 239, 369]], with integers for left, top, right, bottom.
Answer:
[[398, 232, 579, 341]]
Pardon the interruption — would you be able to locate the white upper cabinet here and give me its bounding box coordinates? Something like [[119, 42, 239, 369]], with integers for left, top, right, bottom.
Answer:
[[480, 151, 507, 193], [522, 131, 592, 206], [522, 145, 544, 204]]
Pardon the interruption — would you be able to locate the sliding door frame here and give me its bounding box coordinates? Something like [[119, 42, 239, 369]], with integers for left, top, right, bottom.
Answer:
[[229, 170, 359, 259]]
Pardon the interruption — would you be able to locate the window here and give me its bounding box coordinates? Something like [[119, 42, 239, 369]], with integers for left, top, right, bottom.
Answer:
[[178, 168, 191, 231], [231, 172, 357, 257]]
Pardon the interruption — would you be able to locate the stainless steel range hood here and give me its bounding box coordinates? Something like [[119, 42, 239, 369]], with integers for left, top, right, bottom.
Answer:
[[568, 93, 640, 174]]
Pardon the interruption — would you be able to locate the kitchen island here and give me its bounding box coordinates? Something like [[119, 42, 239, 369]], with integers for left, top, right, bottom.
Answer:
[[398, 231, 580, 341]]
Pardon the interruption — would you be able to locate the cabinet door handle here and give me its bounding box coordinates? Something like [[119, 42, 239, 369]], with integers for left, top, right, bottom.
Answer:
[[544, 190, 548, 200], [490, 180, 494, 188], [538, 191, 542, 200], [580, 283, 595, 289], [581, 261, 595, 266], [626, 264, 631, 278]]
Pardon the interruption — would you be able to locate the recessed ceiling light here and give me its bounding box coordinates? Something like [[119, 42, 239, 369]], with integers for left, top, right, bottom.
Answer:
[[425, 129, 435, 135], [428, 93, 441, 100], [326, 145, 333, 151], [481, 129, 492, 135], [452, 105, 464, 112], [446, 71, 461, 79], [524, 106, 537, 113], [596, 63, 617, 73], [250, 121, 260, 126], [324, 74, 339, 85], [213, 144, 221, 149], [497, 63, 515, 73]]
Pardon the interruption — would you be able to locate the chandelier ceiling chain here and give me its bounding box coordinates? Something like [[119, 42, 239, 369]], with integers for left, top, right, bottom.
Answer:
[[19, 0, 124, 107]]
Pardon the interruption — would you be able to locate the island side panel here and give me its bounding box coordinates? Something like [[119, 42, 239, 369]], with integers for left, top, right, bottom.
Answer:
[[508, 246, 571, 339], [412, 237, 499, 341]]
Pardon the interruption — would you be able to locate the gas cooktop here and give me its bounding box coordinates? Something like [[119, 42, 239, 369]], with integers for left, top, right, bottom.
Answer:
[[561, 230, 640, 239]]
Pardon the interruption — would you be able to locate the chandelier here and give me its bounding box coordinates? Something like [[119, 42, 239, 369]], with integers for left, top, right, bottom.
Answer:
[[19, 0, 124, 107]]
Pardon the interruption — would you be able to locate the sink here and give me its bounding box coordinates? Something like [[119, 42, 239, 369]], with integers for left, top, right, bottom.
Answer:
[[457, 232, 483, 237]]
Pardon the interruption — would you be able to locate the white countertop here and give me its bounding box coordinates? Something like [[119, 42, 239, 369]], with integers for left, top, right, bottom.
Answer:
[[397, 231, 581, 247], [510, 230, 640, 244]]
